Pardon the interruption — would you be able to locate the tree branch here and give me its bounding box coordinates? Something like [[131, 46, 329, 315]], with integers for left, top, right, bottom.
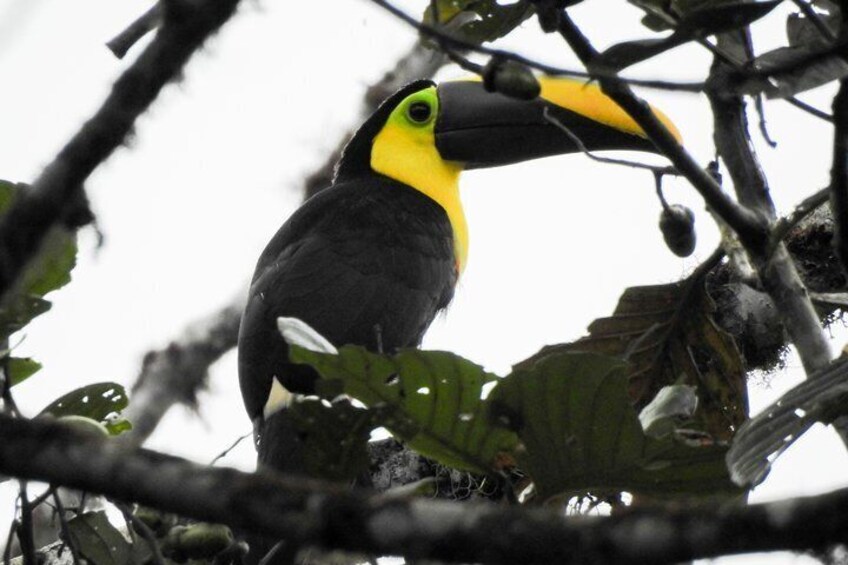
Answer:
[[106, 2, 162, 59], [0, 0, 244, 307], [367, 0, 706, 92], [552, 12, 768, 251], [831, 80, 848, 277], [1, 415, 847, 564], [707, 34, 833, 380]]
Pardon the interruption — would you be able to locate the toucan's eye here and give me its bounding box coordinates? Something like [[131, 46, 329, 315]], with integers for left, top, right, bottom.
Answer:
[[407, 101, 432, 124]]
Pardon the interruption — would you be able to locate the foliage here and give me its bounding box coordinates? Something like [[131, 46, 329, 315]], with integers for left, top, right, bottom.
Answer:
[[290, 345, 519, 474], [0, 179, 77, 387], [423, 0, 535, 43], [39, 382, 132, 436], [519, 275, 748, 442], [67, 512, 136, 565], [291, 342, 737, 501]]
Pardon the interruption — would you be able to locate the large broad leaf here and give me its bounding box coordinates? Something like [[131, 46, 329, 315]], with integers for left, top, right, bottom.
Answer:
[[0, 180, 78, 340], [289, 345, 519, 474], [423, 0, 535, 44], [517, 277, 748, 442], [740, 44, 848, 99], [66, 511, 134, 565], [727, 358, 848, 487], [490, 351, 739, 500], [39, 382, 132, 435]]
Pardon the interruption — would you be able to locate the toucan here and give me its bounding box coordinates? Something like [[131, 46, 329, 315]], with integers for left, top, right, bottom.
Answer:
[[237, 77, 679, 478]]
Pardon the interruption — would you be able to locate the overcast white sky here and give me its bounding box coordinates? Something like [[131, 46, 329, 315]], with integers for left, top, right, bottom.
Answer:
[[0, 1, 846, 562]]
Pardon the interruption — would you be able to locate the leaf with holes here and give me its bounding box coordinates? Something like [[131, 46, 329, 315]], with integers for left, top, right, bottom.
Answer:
[[39, 382, 131, 435], [66, 511, 134, 565], [0, 180, 78, 341], [287, 397, 384, 482], [490, 351, 739, 500], [517, 276, 747, 442], [423, 0, 535, 44], [289, 345, 518, 474]]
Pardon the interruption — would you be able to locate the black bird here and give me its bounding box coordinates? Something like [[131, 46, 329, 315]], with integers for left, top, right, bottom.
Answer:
[[238, 77, 679, 476]]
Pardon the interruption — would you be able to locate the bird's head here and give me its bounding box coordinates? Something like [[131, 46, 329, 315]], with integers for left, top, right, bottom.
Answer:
[[334, 77, 680, 271]]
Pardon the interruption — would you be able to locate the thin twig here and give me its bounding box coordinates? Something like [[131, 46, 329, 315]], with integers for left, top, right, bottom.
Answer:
[[17, 483, 36, 565], [51, 488, 83, 565], [754, 95, 778, 148], [366, 0, 706, 92], [790, 0, 837, 42], [771, 187, 830, 251], [116, 502, 166, 565], [542, 107, 679, 175], [786, 95, 834, 122], [553, 12, 767, 249], [106, 2, 162, 59], [3, 519, 17, 565], [210, 431, 252, 466]]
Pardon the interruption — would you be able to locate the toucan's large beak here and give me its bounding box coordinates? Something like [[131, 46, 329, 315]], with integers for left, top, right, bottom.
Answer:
[[434, 77, 681, 169]]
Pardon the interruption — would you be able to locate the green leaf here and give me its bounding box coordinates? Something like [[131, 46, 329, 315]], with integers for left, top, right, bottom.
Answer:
[[287, 397, 380, 482], [5, 356, 41, 386], [66, 511, 133, 565], [0, 180, 78, 341], [490, 351, 740, 500], [289, 345, 519, 474], [162, 523, 233, 561], [423, 0, 535, 44], [519, 276, 747, 442], [39, 382, 131, 435]]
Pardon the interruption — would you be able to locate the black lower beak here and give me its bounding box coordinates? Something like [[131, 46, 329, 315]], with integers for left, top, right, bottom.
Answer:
[[434, 78, 679, 169]]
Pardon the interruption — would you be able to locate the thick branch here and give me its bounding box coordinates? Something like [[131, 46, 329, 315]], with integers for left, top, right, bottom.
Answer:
[[0, 0, 243, 304], [707, 37, 833, 379], [0, 415, 847, 564], [831, 80, 848, 276]]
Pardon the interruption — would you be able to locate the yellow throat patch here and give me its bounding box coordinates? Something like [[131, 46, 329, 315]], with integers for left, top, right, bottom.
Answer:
[[370, 86, 468, 274]]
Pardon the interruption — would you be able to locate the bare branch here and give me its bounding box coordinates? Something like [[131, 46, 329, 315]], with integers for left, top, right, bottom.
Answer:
[[366, 0, 706, 92], [707, 34, 834, 378], [772, 187, 829, 247], [106, 2, 162, 59], [0, 0, 245, 310], [786, 95, 834, 122], [830, 80, 848, 276], [2, 415, 848, 564]]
